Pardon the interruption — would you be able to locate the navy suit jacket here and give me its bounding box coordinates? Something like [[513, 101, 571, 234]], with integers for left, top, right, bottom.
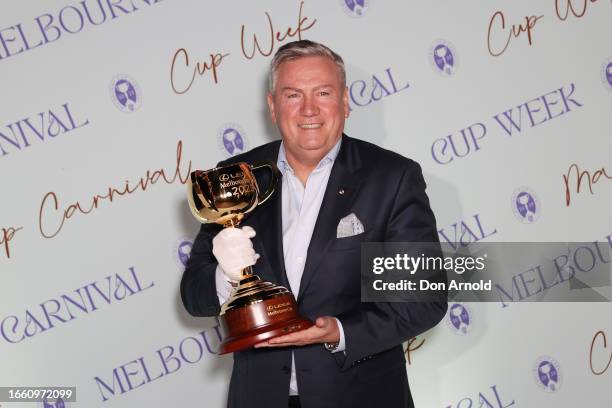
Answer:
[[181, 135, 447, 408]]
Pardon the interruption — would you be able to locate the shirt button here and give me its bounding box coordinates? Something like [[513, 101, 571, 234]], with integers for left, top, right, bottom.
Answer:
[[297, 257, 304, 263]]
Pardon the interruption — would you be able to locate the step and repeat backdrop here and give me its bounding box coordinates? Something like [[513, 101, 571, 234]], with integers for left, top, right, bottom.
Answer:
[[1, 1, 611, 407]]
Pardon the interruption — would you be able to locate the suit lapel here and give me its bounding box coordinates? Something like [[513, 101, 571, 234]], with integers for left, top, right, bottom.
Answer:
[[297, 136, 362, 301], [249, 142, 291, 289], [255, 177, 291, 289]]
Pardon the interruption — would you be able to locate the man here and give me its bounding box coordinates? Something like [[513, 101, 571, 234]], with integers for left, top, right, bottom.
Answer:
[[181, 40, 447, 408]]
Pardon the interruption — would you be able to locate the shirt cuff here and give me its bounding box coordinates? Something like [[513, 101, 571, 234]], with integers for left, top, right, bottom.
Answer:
[[332, 317, 346, 354], [215, 265, 234, 306]]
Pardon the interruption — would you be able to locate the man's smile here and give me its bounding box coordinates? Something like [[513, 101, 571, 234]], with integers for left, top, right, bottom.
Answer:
[[298, 123, 323, 129]]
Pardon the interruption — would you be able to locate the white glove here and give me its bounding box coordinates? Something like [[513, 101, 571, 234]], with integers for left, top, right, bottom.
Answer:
[[212, 226, 259, 282]]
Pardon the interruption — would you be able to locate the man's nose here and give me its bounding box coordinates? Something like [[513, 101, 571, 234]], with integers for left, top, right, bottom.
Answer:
[[300, 95, 319, 116]]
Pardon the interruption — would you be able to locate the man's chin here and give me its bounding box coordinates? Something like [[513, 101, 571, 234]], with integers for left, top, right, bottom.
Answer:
[[297, 134, 340, 150], [297, 142, 333, 155]]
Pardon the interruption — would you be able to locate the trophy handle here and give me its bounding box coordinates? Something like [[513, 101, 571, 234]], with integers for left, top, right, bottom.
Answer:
[[250, 161, 280, 205]]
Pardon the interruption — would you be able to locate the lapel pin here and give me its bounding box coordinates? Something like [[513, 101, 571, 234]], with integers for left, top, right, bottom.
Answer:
[[338, 188, 345, 195]]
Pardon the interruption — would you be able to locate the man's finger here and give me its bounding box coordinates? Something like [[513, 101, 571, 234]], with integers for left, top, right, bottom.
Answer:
[[252, 319, 339, 348], [255, 341, 298, 348], [242, 226, 256, 238], [254, 336, 306, 348], [255, 327, 323, 347], [316, 317, 329, 328], [269, 329, 315, 344]]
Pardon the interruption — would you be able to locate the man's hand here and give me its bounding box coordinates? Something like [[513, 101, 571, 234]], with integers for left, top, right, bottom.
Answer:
[[254, 316, 339, 348]]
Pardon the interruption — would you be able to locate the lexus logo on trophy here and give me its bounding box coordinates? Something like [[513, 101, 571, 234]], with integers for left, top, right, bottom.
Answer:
[[187, 161, 312, 354]]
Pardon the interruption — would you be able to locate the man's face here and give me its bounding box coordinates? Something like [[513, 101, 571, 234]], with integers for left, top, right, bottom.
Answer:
[[267, 56, 349, 163]]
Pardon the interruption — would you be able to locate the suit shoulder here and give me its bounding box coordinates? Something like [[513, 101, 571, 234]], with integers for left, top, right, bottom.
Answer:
[[218, 139, 281, 166], [350, 137, 421, 172]]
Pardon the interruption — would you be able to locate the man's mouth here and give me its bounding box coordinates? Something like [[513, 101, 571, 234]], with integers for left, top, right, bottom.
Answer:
[[298, 123, 323, 129]]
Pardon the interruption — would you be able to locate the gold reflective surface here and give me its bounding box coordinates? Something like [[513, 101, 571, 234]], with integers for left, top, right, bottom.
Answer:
[[187, 161, 292, 315], [187, 162, 259, 226]]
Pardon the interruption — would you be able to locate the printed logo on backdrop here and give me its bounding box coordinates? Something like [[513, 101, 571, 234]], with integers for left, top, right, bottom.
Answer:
[[42, 397, 70, 408], [340, 0, 368, 17], [174, 239, 194, 269], [1, 267, 154, 344], [512, 187, 540, 224], [347, 67, 410, 111], [93, 319, 223, 402], [534, 357, 562, 393], [218, 124, 248, 157], [430, 83, 583, 165], [110, 75, 142, 113], [601, 58, 612, 91], [430, 40, 458, 76], [446, 384, 515, 408], [446, 303, 472, 335], [0, 2, 164, 62]]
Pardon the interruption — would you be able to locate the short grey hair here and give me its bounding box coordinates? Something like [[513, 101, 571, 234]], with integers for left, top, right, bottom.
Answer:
[[269, 40, 346, 92]]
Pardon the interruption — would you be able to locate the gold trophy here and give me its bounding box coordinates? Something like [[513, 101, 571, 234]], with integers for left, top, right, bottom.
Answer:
[[187, 161, 312, 354]]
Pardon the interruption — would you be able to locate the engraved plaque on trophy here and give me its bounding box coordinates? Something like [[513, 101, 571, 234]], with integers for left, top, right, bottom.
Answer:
[[187, 161, 312, 354]]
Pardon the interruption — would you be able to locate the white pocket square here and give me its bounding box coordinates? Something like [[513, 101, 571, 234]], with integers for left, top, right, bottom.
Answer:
[[337, 213, 365, 238]]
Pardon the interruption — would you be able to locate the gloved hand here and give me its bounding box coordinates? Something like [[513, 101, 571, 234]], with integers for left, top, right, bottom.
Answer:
[[212, 226, 259, 282]]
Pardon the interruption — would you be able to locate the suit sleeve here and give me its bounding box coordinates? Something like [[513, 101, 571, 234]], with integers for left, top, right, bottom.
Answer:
[[180, 218, 224, 317], [336, 161, 448, 369]]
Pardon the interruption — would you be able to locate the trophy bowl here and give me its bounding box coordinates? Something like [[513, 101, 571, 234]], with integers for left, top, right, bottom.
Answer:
[[187, 161, 312, 354]]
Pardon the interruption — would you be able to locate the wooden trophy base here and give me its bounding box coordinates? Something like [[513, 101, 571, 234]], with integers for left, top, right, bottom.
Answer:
[[218, 292, 313, 354]]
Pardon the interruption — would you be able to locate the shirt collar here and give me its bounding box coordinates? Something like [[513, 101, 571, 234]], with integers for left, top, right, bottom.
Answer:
[[277, 136, 343, 175]]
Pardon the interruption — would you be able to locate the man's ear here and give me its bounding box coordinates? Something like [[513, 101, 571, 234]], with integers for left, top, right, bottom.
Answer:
[[267, 92, 277, 123], [343, 86, 350, 118]]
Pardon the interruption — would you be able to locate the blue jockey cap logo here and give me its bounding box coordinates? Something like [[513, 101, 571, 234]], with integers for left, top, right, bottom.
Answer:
[[512, 187, 540, 224], [222, 128, 245, 155], [515, 192, 537, 222], [449, 303, 470, 334], [178, 240, 193, 267], [433, 44, 455, 75], [114, 80, 137, 109], [344, 0, 366, 15], [43, 397, 65, 408], [110, 75, 141, 113], [537, 361, 559, 391]]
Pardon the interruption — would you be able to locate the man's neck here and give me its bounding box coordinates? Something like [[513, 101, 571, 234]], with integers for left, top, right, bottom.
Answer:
[[285, 152, 319, 186], [280, 136, 342, 186]]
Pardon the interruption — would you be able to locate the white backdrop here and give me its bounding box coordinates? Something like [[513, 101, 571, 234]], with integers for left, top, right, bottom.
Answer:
[[1, 1, 611, 407]]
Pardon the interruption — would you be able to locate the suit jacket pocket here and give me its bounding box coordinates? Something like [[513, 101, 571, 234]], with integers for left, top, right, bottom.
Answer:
[[356, 349, 406, 382], [329, 230, 374, 252]]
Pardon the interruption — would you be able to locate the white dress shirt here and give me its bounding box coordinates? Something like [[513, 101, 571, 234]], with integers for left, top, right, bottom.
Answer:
[[215, 137, 346, 397]]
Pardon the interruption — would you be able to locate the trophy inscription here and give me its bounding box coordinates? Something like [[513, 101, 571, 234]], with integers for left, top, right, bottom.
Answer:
[[187, 161, 312, 354]]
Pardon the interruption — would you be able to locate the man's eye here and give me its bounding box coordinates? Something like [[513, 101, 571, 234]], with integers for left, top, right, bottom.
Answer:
[[318, 91, 330, 96], [287, 93, 299, 98]]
